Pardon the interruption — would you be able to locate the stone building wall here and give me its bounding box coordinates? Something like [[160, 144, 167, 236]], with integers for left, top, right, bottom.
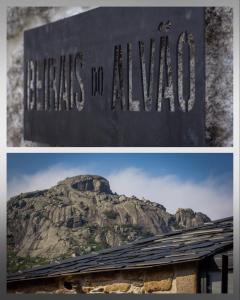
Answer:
[[8, 262, 198, 294], [7, 7, 233, 146]]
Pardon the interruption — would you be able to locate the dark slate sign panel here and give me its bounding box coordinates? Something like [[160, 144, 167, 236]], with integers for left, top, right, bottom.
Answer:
[[24, 7, 205, 146]]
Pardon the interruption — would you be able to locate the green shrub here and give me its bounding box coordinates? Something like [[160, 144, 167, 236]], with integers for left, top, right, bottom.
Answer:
[[7, 246, 49, 274]]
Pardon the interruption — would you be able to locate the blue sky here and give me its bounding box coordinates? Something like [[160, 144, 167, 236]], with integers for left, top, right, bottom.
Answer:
[[8, 153, 232, 182], [7, 153, 233, 219]]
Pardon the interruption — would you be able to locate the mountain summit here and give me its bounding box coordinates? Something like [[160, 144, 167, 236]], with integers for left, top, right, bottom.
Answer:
[[7, 175, 210, 272], [58, 175, 112, 194]]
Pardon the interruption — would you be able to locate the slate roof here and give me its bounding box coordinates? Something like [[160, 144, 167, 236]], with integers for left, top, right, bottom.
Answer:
[[7, 216, 233, 283]]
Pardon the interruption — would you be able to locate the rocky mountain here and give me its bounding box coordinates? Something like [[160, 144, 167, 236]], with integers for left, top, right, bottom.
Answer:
[[7, 175, 210, 273]]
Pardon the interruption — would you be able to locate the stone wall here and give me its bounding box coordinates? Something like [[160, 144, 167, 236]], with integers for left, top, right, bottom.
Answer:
[[8, 262, 198, 294], [205, 7, 233, 146], [7, 7, 233, 146]]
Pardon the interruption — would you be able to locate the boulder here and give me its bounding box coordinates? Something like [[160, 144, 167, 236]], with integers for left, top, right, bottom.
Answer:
[[59, 175, 112, 194]]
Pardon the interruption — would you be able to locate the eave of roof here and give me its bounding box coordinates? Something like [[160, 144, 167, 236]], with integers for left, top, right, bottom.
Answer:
[[7, 216, 233, 283]]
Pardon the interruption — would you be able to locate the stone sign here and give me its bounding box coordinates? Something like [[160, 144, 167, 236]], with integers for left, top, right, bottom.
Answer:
[[24, 7, 205, 146]]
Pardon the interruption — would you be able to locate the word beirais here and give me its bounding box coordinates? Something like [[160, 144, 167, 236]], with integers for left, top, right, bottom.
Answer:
[[25, 32, 196, 112]]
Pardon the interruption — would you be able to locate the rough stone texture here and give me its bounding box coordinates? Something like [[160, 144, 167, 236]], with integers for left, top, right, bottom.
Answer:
[[7, 7, 232, 146], [61, 175, 112, 194], [8, 263, 197, 294], [175, 263, 198, 293], [55, 288, 77, 294], [7, 8, 50, 38], [143, 269, 173, 292], [205, 7, 233, 146], [7, 175, 210, 271], [104, 283, 131, 293], [175, 208, 210, 228]]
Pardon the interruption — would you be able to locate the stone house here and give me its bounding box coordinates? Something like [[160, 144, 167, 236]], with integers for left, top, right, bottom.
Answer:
[[7, 217, 233, 294]]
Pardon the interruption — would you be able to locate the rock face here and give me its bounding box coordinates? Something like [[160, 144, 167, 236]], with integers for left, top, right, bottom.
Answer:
[[60, 175, 112, 194], [175, 208, 210, 228], [7, 175, 210, 272]]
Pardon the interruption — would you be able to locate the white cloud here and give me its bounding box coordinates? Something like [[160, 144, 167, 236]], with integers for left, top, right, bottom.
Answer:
[[8, 165, 232, 220], [108, 167, 232, 220], [8, 164, 88, 199]]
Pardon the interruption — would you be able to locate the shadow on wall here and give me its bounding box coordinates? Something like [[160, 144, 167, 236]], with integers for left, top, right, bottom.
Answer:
[[7, 7, 233, 147]]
